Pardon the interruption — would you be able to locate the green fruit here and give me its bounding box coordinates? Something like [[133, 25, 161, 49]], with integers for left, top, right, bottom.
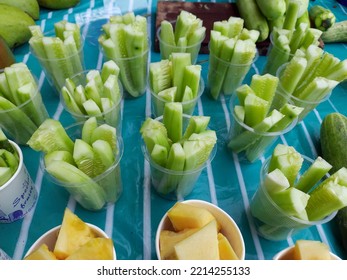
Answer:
[[37, 0, 80, 10], [0, 4, 35, 48], [0, 0, 39, 20]]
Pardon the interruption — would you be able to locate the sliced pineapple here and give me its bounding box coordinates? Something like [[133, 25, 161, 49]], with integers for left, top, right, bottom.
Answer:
[[24, 244, 57, 260], [66, 238, 114, 260], [53, 208, 96, 259]]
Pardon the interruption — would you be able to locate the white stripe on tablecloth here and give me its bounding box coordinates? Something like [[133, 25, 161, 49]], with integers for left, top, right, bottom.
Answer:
[[12, 0, 96, 260], [233, 152, 265, 260], [143, 0, 153, 260], [197, 99, 218, 205], [222, 91, 265, 259]]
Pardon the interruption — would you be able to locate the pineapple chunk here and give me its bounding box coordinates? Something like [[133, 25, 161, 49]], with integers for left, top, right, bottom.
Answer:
[[53, 208, 96, 259], [167, 202, 216, 231], [159, 228, 198, 260], [24, 244, 57, 260], [66, 238, 114, 260], [217, 233, 239, 260], [174, 219, 219, 260], [293, 240, 331, 260]]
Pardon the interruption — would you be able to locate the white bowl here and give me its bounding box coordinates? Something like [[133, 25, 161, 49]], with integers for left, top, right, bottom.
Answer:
[[155, 199, 245, 260], [273, 245, 341, 260], [25, 223, 116, 260]]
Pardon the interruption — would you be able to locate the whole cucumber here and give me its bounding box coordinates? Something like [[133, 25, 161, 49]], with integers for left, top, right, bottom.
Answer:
[[236, 0, 269, 42], [321, 21, 347, 43], [255, 0, 286, 21], [320, 112, 347, 254]]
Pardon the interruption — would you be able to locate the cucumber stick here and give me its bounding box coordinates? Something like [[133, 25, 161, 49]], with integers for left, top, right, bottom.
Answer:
[[99, 13, 148, 97]]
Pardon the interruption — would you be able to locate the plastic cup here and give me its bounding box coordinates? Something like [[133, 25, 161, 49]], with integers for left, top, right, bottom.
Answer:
[[30, 33, 85, 95], [142, 114, 217, 200], [226, 94, 298, 163], [262, 31, 294, 75], [60, 70, 123, 134], [155, 199, 245, 260], [0, 79, 49, 145], [150, 78, 205, 117], [102, 46, 149, 99], [272, 63, 332, 122], [25, 222, 117, 260], [250, 155, 337, 241], [0, 140, 38, 223], [157, 25, 205, 64], [207, 48, 258, 100], [40, 122, 123, 211]]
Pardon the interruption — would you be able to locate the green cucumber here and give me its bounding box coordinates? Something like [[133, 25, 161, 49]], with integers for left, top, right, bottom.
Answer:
[[150, 144, 168, 167], [294, 156, 332, 193], [0, 167, 12, 186], [321, 21, 347, 43], [255, 0, 286, 21], [236, 0, 269, 42], [166, 142, 185, 171], [44, 150, 75, 167], [81, 117, 98, 145], [264, 168, 290, 194], [244, 94, 269, 127], [320, 113, 347, 174], [183, 130, 217, 170], [0, 128, 15, 153], [73, 139, 94, 177], [101, 60, 120, 83], [270, 187, 310, 216], [90, 124, 117, 153], [309, 5, 336, 32], [92, 139, 114, 176], [45, 160, 106, 211], [163, 102, 183, 143], [171, 53, 191, 102], [182, 116, 210, 141], [149, 59, 172, 94], [27, 119, 74, 154]]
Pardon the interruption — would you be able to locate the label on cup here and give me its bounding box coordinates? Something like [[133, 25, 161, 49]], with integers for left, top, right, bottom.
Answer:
[[0, 165, 38, 223]]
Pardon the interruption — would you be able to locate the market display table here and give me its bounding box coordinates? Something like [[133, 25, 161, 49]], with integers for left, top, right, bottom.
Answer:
[[0, 0, 346, 260]]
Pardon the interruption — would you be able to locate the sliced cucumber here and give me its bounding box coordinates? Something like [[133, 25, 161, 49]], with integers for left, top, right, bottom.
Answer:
[[73, 139, 95, 177]]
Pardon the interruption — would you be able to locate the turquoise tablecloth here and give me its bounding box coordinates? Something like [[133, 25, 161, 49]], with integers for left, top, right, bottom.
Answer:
[[0, 0, 346, 260]]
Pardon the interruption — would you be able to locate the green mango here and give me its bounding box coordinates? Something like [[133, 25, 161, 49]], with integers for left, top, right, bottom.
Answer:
[[37, 0, 80, 10], [0, 4, 35, 49], [0, 0, 40, 20]]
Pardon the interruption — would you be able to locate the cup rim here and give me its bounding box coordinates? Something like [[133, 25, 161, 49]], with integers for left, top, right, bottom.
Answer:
[[40, 122, 124, 187], [60, 69, 124, 118], [276, 63, 332, 105], [30, 31, 85, 62], [229, 93, 298, 137], [156, 25, 206, 49], [24, 223, 117, 260], [149, 77, 205, 105], [208, 44, 259, 67], [0, 140, 23, 191], [155, 199, 246, 260], [142, 114, 217, 175], [259, 155, 337, 225]]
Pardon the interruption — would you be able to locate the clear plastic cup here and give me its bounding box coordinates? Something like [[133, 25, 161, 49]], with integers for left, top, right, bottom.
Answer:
[[157, 25, 205, 64], [250, 155, 337, 241], [0, 78, 49, 145], [40, 122, 123, 211], [142, 115, 217, 200], [60, 70, 123, 135], [102, 46, 149, 99], [150, 78, 205, 117], [227, 94, 298, 163], [272, 63, 332, 122], [30, 33, 85, 95], [0, 140, 38, 223], [207, 48, 258, 100], [262, 31, 294, 75]]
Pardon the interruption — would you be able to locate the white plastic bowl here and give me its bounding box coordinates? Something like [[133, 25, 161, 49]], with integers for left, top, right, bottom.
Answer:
[[155, 199, 245, 260], [25, 223, 116, 260]]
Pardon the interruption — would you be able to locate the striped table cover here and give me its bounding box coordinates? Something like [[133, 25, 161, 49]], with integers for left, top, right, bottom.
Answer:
[[0, 0, 346, 260]]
